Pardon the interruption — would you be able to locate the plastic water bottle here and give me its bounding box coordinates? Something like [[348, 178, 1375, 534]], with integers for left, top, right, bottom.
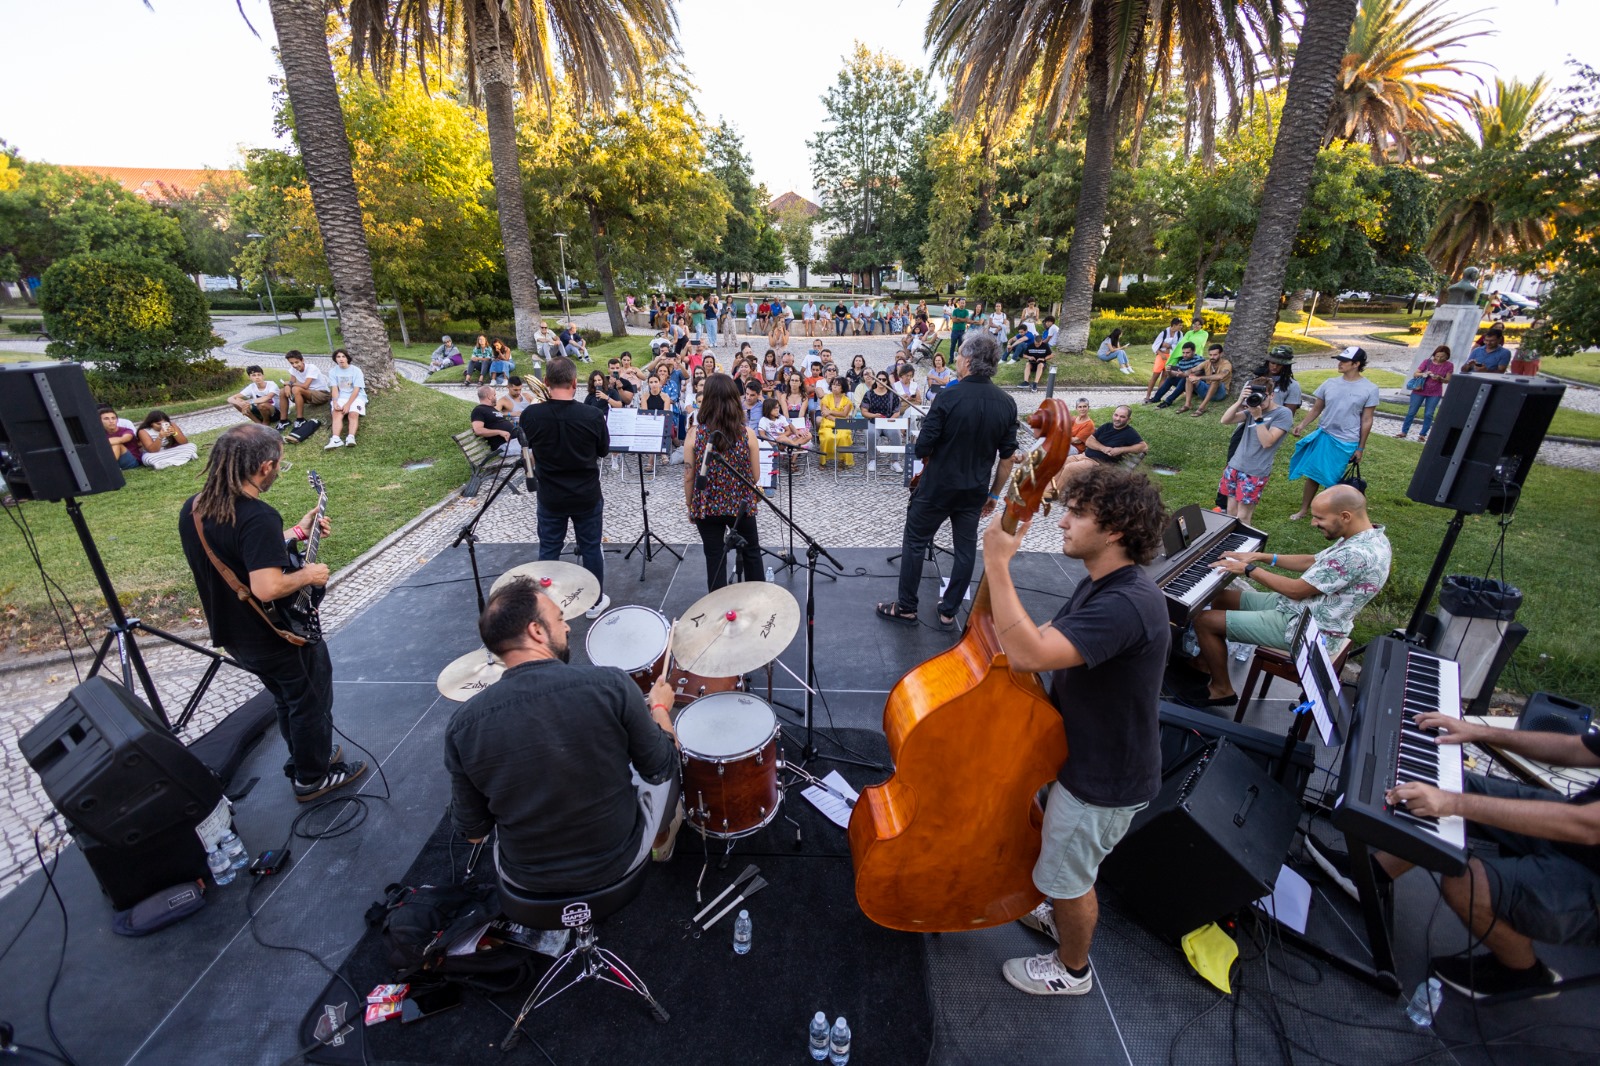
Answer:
[[1405, 977, 1442, 1027], [1229, 640, 1252, 663], [207, 847, 235, 887], [808, 1011, 829, 1060], [732, 909, 752, 954], [828, 1016, 851, 1065], [764, 566, 774, 582], [220, 830, 249, 871]]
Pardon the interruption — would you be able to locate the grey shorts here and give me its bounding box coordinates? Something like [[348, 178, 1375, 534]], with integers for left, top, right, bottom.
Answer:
[[1465, 773, 1600, 947], [1033, 782, 1146, 900]]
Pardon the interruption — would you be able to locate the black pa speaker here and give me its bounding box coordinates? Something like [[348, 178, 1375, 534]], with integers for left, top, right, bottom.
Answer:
[[1517, 692, 1593, 735], [1406, 375, 1563, 515], [1099, 739, 1300, 943], [20, 677, 223, 848], [1157, 700, 1316, 802], [0, 361, 125, 501]]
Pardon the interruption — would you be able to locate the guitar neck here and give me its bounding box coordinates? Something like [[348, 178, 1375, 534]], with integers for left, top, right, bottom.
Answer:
[[302, 501, 326, 565]]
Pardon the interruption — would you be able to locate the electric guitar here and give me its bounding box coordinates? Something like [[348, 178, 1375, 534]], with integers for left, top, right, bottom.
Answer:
[[264, 470, 328, 645]]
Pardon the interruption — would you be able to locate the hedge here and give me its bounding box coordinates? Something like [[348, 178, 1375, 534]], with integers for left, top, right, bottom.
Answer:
[[965, 273, 1067, 309], [87, 358, 241, 408], [40, 253, 217, 362]]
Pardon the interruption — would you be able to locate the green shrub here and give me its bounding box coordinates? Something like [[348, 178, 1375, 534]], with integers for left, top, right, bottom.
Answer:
[[7, 321, 40, 334], [578, 327, 603, 345], [207, 291, 261, 311], [1091, 293, 1132, 312], [1124, 280, 1178, 307], [965, 273, 1067, 310], [40, 253, 218, 365], [86, 358, 240, 408]]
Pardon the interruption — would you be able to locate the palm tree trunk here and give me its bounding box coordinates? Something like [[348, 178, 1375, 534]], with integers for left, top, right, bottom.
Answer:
[[973, 130, 995, 275], [1055, 0, 1146, 353], [472, 1, 542, 354], [588, 205, 626, 338], [1225, 0, 1360, 359], [266, 0, 395, 389]]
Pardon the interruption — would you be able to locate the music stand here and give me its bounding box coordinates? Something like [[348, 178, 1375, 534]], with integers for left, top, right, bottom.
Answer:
[[609, 409, 682, 580]]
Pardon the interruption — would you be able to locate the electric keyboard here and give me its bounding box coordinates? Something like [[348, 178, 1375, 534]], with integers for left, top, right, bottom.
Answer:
[[1143, 505, 1267, 627], [1333, 636, 1466, 874]]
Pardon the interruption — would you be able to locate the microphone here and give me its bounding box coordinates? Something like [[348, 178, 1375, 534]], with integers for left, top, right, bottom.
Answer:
[[696, 428, 715, 490]]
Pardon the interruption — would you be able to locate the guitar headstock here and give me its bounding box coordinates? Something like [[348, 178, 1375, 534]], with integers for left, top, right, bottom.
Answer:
[[307, 470, 327, 509], [1000, 400, 1075, 535]]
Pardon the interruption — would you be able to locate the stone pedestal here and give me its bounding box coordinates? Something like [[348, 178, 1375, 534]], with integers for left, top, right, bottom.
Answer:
[[1418, 304, 1482, 367]]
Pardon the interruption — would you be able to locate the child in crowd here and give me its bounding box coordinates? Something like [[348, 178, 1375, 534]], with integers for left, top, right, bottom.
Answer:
[[324, 349, 368, 449]]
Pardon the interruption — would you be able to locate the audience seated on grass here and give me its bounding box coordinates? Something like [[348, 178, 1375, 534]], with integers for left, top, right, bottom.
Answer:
[[282, 351, 331, 429], [229, 365, 281, 425], [324, 348, 368, 450], [134, 410, 197, 469], [99, 404, 142, 470]]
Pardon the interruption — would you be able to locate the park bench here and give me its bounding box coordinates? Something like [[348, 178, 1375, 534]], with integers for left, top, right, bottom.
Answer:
[[452, 429, 522, 498]]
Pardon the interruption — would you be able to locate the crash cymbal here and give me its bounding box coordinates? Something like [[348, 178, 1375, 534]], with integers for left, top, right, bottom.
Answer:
[[437, 647, 506, 702], [489, 560, 601, 619], [671, 583, 800, 677]]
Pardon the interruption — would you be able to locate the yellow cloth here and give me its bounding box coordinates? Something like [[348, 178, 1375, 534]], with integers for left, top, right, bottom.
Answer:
[[819, 396, 855, 466], [1180, 922, 1238, 994]]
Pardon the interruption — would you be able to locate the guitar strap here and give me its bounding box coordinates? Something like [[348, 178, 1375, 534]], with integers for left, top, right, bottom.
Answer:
[[191, 510, 309, 647]]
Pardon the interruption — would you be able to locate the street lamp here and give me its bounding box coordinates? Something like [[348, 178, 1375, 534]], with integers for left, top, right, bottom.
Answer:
[[315, 284, 334, 353], [552, 232, 571, 326], [246, 233, 282, 335]]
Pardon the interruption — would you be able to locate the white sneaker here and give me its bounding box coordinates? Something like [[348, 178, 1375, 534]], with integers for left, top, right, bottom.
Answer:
[[585, 593, 611, 620], [1018, 900, 1059, 943], [1120, 365, 1133, 374], [323, 437, 344, 450], [867, 460, 877, 471], [344, 435, 356, 447], [1002, 951, 1093, 996], [892, 461, 903, 473]]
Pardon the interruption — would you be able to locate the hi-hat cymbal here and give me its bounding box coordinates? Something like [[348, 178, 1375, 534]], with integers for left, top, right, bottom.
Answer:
[[671, 583, 800, 677], [437, 647, 505, 702], [489, 561, 601, 619]]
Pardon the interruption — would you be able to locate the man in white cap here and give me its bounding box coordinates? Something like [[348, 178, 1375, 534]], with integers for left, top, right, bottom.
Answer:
[[1286, 347, 1379, 521]]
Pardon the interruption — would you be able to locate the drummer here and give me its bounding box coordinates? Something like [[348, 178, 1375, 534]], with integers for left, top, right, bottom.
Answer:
[[445, 577, 686, 891]]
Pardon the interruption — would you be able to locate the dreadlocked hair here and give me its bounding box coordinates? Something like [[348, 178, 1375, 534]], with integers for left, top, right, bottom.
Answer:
[[194, 424, 282, 525], [1060, 464, 1168, 565]]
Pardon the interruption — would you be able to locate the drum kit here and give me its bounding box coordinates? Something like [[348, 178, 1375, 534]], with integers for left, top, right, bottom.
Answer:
[[436, 561, 822, 844]]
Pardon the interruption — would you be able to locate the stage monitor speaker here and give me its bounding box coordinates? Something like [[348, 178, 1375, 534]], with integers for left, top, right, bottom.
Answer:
[[0, 361, 125, 501], [1517, 692, 1593, 735], [1099, 739, 1300, 943], [1157, 700, 1316, 802], [19, 677, 223, 849], [1406, 375, 1563, 515]]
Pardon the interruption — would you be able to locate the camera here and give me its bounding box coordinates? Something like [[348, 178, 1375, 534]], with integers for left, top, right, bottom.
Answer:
[[1244, 386, 1268, 408]]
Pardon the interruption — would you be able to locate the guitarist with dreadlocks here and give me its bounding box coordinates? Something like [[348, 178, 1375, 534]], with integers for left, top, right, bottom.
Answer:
[[179, 423, 367, 802]]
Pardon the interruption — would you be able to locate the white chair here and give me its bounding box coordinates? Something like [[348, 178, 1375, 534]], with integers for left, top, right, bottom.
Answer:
[[870, 417, 911, 480]]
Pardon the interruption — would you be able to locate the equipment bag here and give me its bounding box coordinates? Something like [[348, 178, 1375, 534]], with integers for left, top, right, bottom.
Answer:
[[1338, 458, 1367, 494], [367, 881, 536, 993]]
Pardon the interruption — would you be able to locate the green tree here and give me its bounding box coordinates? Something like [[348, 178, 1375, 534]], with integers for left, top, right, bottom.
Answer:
[[693, 125, 784, 288], [1367, 164, 1440, 302], [166, 168, 252, 287], [919, 124, 980, 291], [1155, 153, 1264, 320], [1283, 142, 1384, 301], [808, 44, 933, 291], [774, 201, 817, 289]]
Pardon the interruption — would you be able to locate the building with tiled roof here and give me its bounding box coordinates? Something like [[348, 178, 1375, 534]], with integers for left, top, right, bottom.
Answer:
[[65, 166, 243, 204], [767, 191, 820, 217]]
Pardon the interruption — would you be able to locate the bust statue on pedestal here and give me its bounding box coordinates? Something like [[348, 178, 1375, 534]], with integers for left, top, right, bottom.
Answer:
[[1442, 267, 1482, 306]]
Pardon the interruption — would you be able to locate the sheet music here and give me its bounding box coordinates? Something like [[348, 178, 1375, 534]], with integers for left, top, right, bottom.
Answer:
[[802, 771, 859, 829], [606, 408, 670, 453], [1293, 617, 1343, 747]]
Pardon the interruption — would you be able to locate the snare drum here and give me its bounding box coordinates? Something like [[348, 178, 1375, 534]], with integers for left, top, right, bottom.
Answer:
[[585, 605, 670, 694], [676, 693, 783, 839], [666, 659, 743, 707]]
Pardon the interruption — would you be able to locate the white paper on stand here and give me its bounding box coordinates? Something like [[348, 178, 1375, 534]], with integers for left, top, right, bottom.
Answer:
[[1253, 863, 1312, 934], [801, 771, 860, 829], [938, 576, 973, 602]]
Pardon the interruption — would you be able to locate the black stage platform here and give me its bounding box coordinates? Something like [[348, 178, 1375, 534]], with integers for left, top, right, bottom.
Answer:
[[1, 543, 1595, 1065]]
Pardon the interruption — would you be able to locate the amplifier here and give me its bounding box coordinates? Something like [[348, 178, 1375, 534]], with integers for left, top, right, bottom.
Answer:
[[1157, 700, 1316, 801]]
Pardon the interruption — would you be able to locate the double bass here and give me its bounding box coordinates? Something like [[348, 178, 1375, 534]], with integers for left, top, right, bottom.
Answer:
[[848, 400, 1075, 932]]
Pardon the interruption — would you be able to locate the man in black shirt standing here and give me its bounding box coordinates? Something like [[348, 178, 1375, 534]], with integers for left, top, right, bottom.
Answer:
[[981, 464, 1170, 996], [178, 424, 366, 802], [520, 357, 612, 618], [877, 332, 1018, 630], [446, 577, 682, 891], [470, 385, 519, 453]]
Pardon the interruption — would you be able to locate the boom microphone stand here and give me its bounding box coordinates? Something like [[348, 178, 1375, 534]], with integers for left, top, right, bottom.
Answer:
[[764, 439, 835, 581], [450, 432, 531, 614], [702, 447, 877, 769]]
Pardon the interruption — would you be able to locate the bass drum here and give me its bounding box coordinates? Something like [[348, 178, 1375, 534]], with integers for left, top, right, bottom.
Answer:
[[585, 605, 670, 694], [676, 692, 782, 839]]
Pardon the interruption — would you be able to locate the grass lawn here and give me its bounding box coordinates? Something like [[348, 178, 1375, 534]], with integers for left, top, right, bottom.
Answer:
[[1543, 351, 1600, 387], [0, 352, 50, 364], [0, 380, 475, 656], [1376, 400, 1600, 441], [1121, 404, 1600, 705], [243, 319, 437, 366], [1370, 330, 1422, 347]]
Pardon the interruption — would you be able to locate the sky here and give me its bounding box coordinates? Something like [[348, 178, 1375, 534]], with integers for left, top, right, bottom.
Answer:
[[0, 0, 1589, 203]]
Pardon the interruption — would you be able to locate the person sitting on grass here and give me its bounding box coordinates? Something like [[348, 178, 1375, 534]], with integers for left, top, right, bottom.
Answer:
[[429, 334, 462, 372], [324, 349, 367, 450], [1095, 328, 1134, 375], [1021, 328, 1055, 391], [1151, 342, 1204, 407], [229, 366, 281, 424], [99, 404, 141, 470], [1057, 405, 1146, 476], [135, 411, 198, 469], [487, 338, 515, 386], [465, 334, 493, 384], [281, 351, 331, 429], [1178, 344, 1233, 417]]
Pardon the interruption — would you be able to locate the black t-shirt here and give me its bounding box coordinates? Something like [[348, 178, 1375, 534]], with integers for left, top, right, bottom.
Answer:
[[178, 495, 292, 655], [1024, 339, 1053, 362], [471, 403, 515, 448], [913, 376, 1019, 506], [520, 398, 609, 516], [646, 393, 667, 413], [1087, 423, 1143, 463], [1048, 563, 1171, 807], [584, 392, 610, 411], [861, 388, 898, 418]]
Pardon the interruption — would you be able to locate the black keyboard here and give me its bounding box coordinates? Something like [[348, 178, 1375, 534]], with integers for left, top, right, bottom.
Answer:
[[1143, 506, 1266, 627]]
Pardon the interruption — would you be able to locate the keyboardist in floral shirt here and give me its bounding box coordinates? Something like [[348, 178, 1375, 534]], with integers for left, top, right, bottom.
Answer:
[[1186, 484, 1391, 707]]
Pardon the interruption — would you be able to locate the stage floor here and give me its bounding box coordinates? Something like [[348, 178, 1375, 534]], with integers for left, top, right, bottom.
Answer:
[[1, 542, 1594, 1065]]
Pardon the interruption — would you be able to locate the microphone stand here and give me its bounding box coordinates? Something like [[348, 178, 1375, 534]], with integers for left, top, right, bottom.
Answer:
[[450, 432, 528, 614], [765, 439, 835, 581], [702, 447, 877, 769]]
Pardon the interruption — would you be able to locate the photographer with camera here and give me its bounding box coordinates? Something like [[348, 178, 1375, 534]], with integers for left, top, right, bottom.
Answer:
[[1216, 376, 1293, 524]]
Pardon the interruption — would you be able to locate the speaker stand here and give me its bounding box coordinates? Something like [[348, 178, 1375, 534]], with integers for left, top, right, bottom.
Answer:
[[67, 497, 236, 732], [1401, 509, 1469, 643]]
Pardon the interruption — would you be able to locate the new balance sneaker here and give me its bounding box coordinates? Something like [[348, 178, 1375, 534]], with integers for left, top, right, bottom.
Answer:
[[323, 436, 345, 450], [1018, 900, 1059, 943], [585, 593, 612, 620], [1305, 835, 1390, 902], [292, 760, 368, 803], [1430, 953, 1560, 1000], [1002, 951, 1092, 996]]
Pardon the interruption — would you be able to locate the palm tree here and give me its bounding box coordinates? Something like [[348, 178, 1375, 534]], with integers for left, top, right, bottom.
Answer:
[[1326, 0, 1490, 162], [926, 0, 1282, 352], [264, 0, 397, 389], [349, 0, 676, 346], [1427, 76, 1555, 278], [1224, 0, 1361, 363]]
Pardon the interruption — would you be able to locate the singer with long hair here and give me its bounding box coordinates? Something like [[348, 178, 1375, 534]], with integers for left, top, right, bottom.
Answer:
[[683, 374, 764, 592]]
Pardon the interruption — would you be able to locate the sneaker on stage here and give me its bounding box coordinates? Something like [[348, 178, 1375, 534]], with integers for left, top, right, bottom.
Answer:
[[1430, 953, 1560, 1000], [1018, 900, 1059, 943], [1002, 951, 1092, 996], [292, 760, 368, 803], [585, 593, 612, 620]]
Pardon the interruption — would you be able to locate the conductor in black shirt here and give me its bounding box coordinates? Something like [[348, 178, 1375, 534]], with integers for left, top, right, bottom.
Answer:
[[519, 357, 612, 618], [877, 332, 1019, 630], [178, 424, 367, 803]]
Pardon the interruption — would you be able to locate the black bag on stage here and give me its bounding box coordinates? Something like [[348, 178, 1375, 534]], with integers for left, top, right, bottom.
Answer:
[[367, 881, 535, 993], [1338, 458, 1367, 494]]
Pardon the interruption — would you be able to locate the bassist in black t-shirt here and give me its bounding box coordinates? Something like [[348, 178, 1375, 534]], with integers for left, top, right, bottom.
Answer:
[[178, 424, 366, 802]]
